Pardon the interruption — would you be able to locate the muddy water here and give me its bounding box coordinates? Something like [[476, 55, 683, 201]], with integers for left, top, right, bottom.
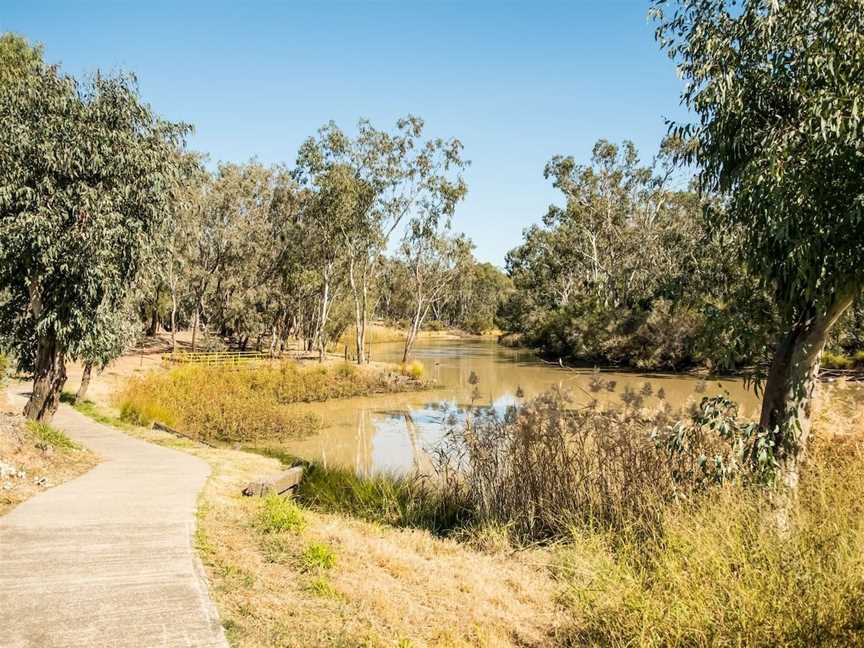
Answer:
[[271, 338, 762, 475]]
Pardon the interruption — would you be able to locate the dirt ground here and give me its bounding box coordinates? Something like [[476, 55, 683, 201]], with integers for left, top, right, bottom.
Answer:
[[0, 394, 98, 516]]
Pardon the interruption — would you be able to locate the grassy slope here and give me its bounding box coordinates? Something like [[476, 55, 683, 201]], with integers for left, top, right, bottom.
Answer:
[[75, 401, 560, 647]]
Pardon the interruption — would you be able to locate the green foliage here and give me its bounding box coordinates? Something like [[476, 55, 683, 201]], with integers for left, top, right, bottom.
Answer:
[[653, 0, 864, 319], [294, 116, 469, 363], [822, 352, 854, 370], [300, 542, 336, 571], [0, 33, 42, 86], [656, 394, 780, 487], [26, 420, 79, 450], [257, 494, 306, 534], [0, 39, 190, 418], [502, 140, 778, 371]]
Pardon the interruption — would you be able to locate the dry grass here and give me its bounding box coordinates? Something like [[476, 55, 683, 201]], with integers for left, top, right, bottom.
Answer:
[[337, 323, 461, 348], [0, 406, 98, 516], [81, 341, 864, 648], [551, 384, 864, 647], [114, 361, 428, 445], [103, 411, 561, 648]]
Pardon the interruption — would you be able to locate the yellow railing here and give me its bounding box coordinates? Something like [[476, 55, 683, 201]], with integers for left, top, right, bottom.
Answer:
[[161, 351, 275, 367], [161, 350, 323, 367]]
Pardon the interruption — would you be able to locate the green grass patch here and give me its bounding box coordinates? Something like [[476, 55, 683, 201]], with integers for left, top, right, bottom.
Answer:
[[256, 493, 306, 534], [249, 447, 473, 536], [305, 576, 342, 600], [61, 393, 135, 430], [26, 420, 79, 450], [300, 541, 336, 571]]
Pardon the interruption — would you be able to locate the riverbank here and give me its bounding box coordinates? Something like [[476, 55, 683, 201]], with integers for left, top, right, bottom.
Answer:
[[74, 405, 560, 647], [66, 374, 864, 647], [114, 361, 433, 446]]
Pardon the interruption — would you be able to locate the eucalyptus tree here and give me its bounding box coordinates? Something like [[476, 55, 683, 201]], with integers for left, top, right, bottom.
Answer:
[[0, 33, 42, 85], [297, 165, 362, 360], [184, 162, 271, 350], [295, 116, 468, 363], [400, 230, 472, 362], [0, 53, 189, 420], [653, 0, 864, 487]]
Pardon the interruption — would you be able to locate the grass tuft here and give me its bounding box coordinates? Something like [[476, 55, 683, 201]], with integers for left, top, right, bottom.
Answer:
[[256, 494, 306, 534], [26, 420, 79, 450], [250, 447, 472, 535], [300, 541, 336, 571]]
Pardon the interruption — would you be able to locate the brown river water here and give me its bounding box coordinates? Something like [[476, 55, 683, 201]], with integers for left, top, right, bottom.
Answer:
[[270, 338, 768, 475]]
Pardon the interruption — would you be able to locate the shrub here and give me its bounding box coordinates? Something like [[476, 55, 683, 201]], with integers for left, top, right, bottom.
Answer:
[[115, 361, 425, 444], [823, 351, 854, 370], [435, 387, 775, 542], [402, 360, 425, 380]]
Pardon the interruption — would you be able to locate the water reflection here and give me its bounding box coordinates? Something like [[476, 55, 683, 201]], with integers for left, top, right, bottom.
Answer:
[[272, 338, 761, 474]]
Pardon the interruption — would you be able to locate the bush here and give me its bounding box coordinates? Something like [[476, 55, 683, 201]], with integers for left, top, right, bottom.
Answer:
[[823, 351, 854, 370], [435, 386, 775, 542], [401, 360, 425, 380]]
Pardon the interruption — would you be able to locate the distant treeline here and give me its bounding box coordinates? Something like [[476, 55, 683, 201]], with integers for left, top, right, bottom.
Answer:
[[497, 140, 864, 372]]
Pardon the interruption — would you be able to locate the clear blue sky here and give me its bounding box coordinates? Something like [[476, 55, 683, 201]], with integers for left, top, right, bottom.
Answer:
[[2, 1, 686, 266]]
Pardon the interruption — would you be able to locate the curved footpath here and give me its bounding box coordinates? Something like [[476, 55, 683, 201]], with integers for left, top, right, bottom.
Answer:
[[0, 386, 227, 648]]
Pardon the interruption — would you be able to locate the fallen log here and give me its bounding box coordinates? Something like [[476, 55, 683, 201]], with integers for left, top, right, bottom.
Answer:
[[242, 466, 304, 497]]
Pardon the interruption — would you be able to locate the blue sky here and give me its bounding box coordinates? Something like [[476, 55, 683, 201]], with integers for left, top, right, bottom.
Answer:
[[2, 1, 686, 266]]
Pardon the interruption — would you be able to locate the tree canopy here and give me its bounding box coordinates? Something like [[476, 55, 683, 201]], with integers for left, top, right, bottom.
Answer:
[[652, 0, 864, 484], [0, 41, 189, 419]]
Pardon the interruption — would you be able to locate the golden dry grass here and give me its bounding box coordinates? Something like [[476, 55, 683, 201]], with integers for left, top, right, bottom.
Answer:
[[114, 361, 429, 445], [112, 418, 561, 648]]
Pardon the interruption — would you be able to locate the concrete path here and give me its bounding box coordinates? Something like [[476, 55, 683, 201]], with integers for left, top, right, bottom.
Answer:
[[0, 388, 227, 648]]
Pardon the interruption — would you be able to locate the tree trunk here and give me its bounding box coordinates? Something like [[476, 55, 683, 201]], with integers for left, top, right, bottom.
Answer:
[[170, 291, 178, 353], [24, 333, 67, 422], [318, 266, 332, 363], [348, 259, 365, 364], [75, 362, 93, 403], [146, 290, 160, 336], [403, 297, 426, 363], [191, 306, 200, 352], [760, 290, 857, 493]]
